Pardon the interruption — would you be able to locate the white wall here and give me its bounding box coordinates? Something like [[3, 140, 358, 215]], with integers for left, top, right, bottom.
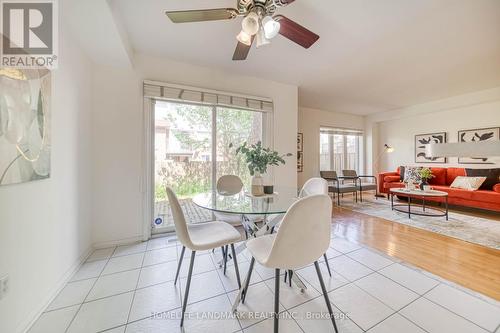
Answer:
[[0, 19, 93, 333], [298, 107, 364, 187], [90, 54, 298, 247], [368, 87, 500, 173]]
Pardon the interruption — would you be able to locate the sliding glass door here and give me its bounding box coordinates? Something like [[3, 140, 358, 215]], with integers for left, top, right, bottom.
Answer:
[[320, 127, 363, 176], [153, 100, 264, 234]]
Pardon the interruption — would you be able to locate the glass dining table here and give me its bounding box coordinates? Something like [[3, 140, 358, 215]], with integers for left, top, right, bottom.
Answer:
[[192, 186, 310, 298], [192, 186, 299, 235]]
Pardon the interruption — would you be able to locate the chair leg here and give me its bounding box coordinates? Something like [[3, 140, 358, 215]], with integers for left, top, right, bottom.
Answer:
[[223, 245, 229, 275], [230, 244, 241, 289], [180, 251, 196, 327], [241, 257, 255, 304], [284, 270, 287, 283], [288, 270, 293, 287], [174, 246, 186, 285], [323, 253, 332, 277], [314, 261, 339, 333], [274, 268, 280, 333]]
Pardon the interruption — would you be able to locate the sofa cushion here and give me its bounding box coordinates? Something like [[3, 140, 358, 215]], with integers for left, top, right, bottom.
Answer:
[[494, 184, 500, 193], [432, 186, 475, 201], [432, 185, 500, 204], [429, 168, 447, 185], [446, 168, 466, 186], [471, 190, 500, 204], [384, 182, 405, 190], [384, 175, 401, 183], [465, 168, 500, 190]]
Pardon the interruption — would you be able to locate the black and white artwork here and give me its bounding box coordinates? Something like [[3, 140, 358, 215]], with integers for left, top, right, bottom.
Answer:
[[415, 132, 447, 163], [458, 127, 500, 164]]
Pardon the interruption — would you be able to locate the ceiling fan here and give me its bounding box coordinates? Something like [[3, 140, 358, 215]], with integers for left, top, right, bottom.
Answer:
[[165, 0, 319, 61]]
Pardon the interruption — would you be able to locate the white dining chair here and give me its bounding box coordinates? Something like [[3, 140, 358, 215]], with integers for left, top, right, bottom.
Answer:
[[216, 175, 263, 240], [166, 187, 243, 327], [237, 195, 339, 333], [285, 177, 332, 278]]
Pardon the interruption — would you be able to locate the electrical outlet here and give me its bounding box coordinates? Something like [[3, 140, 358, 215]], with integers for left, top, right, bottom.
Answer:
[[0, 275, 9, 300]]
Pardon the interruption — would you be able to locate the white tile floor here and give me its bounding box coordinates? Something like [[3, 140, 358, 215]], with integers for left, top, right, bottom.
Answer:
[[29, 232, 500, 333]]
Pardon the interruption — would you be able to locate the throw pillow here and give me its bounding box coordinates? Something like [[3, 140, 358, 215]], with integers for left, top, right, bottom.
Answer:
[[403, 166, 422, 183], [493, 184, 500, 193], [450, 176, 487, 191], [465, 168, 500, 191], [399, 166, 405, 182]]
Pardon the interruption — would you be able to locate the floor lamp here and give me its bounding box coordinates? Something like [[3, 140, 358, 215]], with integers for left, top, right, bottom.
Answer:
[[374, 144, 394, 198]]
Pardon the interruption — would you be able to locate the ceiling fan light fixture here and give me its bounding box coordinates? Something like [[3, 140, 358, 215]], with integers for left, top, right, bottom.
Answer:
[[256, 27, 270, 48], [236, 30, 252, 46], [241, 11, 260, 35], [262, 16, 280, 39]]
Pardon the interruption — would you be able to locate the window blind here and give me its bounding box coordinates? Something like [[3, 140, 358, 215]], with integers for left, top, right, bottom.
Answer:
[[144, 80, 273, 112], [320, 127, 363, 136]]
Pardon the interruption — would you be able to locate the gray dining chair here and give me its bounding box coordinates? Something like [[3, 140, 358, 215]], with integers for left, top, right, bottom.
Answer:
[[320, 170, 358, 206], [342, 169, 378, 202]]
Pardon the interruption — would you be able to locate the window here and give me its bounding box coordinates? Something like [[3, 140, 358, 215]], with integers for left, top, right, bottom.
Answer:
[[153, 101, 269, 233], [144, 81, 273, 234], [320, 127, 363, 175]]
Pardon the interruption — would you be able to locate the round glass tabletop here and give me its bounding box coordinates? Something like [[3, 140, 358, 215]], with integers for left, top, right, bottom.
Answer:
[[192, 186, 299, 215]]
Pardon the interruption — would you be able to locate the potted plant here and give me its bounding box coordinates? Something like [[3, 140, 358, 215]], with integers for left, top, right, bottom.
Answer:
[[419, 167, 434, 191], [231, 141, 292, 196]]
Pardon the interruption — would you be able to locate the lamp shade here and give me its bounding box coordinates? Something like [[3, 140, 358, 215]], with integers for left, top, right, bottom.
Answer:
[[262, 16, 280, 39], [242, 12, 260, 35], [236, 30, 252, 46], [256, 27, 270, 48], [425, 141, 500, 157]]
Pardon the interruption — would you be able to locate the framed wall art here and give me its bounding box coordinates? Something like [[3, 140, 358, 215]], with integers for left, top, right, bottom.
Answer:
[[415, 132, 447, 163], [458, 127, 500, 164]]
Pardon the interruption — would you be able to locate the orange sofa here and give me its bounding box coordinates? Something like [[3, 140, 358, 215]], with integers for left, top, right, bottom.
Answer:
[[378, 167, 500, 212]]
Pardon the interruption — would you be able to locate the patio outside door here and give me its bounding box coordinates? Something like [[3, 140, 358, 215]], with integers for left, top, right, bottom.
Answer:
[[152, 100, 263, 234]]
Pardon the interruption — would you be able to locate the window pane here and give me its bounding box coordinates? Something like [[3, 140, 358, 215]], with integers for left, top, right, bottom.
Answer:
[[333, 134, 344, 174], [320, 133, 330, 170], [216, 107, 263, 189], [320, 128, 363, 176], [346, 135, 359, 173], [154, 101, 213, 231]]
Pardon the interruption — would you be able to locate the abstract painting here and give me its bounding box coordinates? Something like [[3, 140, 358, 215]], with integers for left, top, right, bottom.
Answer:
[[0, 69, 51, 186], [415, 132, 447, 163], [458, 127, 500, 164]]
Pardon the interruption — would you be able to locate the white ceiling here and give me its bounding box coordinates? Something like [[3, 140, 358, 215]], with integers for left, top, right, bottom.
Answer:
[[109, 0, 500, 115]]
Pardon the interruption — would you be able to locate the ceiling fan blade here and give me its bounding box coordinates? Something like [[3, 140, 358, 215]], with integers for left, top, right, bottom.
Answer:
[[274, 15, 319, 49], [165, 8, 238, 23], [232, 37, 255, 61]]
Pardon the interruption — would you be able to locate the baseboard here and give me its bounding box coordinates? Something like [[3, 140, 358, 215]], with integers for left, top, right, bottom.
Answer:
[[19, 246, 93, 333], [92, 235, 144, 249]]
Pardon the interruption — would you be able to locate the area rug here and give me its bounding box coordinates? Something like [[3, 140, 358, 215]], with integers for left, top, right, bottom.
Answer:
[[339, 197, 500, 250]]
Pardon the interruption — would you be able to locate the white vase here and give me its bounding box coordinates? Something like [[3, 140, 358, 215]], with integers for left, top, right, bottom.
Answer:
[[251, 173, 264, 196]]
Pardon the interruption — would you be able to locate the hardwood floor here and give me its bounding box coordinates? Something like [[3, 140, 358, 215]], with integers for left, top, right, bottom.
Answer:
[[331, 206, 500, 301]]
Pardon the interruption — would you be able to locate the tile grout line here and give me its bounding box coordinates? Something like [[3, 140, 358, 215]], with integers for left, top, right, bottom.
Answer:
[[123, 245, 148, 327], [63, 246, 118, 333], [212, 247, 245, 332], [421, 291, 498, 333]]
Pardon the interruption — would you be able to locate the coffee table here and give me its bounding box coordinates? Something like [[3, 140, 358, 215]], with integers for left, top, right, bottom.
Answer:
[[390, 188, 449, 220]]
